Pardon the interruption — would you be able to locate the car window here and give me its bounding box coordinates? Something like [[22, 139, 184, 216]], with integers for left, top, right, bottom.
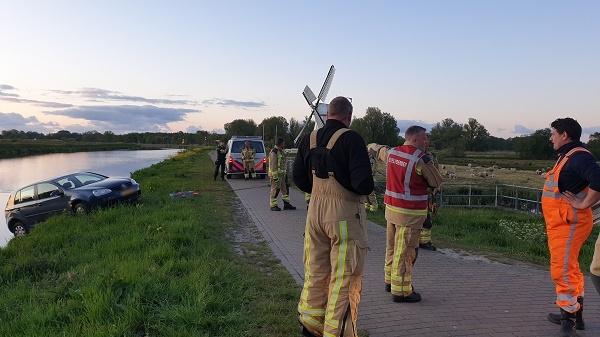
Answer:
[[17, 186, 36, 204], [55, 176, 78, 189], [37, 183, 60, 199], [231, 141, 265, 154], [74, 173, 105, 186]]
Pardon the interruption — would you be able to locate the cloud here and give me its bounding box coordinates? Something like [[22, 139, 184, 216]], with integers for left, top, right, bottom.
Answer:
[[51, 87, 197, 105], [203, 98, 267, 108], [583, 126, 600, 135], [45, 105, 198, 133], [0, 84, 73, 107], [0, 112, 58, 133], [513, 124, 534, 135], [395, 119, 436, 133], [186, 125, 203, 133]]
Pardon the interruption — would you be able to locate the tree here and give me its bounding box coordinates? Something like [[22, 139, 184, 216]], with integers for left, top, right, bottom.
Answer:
[[224, 119, 257, 138], [587, 132, 600, 158], [258, 116, 289, 146], [430, 118, 465, 156], [463, 118, 490, 151], [351, 107, 401, 145], [514, 128, 554, 159], [289, 116, 316, 145]]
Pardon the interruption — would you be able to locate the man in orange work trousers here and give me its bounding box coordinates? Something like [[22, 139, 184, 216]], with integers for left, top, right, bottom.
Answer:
[[542, 118, 600, 337], [368, 126, 443, 303], [293, 97, 374, 337]]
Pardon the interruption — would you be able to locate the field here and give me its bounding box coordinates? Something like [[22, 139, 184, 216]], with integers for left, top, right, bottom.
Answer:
[[0, 148, 300, 337]]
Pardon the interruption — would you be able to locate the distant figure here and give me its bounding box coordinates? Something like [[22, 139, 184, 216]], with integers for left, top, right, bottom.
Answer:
[[542, 117, 600, 337], [214, 140, 227, 181], [241, 141, 256, 180], [419, 134, 439, 251], [268, 138, 295, 211]]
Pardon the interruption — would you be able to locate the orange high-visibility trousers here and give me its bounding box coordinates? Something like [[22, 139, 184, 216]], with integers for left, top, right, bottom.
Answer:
[[543, 203, 593, 312]]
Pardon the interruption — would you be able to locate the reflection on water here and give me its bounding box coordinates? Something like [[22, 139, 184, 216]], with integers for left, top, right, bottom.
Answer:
[[0, 149, 179, 246]]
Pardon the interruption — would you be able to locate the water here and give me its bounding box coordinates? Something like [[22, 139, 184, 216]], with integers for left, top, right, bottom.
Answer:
[[0, 149, 179, 246]]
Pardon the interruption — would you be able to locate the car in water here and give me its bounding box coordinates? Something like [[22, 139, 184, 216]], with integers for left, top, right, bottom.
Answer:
[[225, 136, 267, 179], [4, 172, 140, 236]]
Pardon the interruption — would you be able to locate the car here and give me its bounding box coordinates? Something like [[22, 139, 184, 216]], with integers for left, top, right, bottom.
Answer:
[[4, 172, 140, 236], [225, 136, 267, 179]]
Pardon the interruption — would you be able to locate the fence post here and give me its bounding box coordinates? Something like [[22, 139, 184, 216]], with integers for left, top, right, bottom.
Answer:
[[468, 185, 472, 207], [495, 185, 498, 207], [536, 190, 541, 215], [439, 187, 443, 207], [514, 186, 518, 210]]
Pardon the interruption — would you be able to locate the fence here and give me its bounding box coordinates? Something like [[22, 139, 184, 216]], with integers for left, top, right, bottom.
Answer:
[[437, 184, 543, 215]]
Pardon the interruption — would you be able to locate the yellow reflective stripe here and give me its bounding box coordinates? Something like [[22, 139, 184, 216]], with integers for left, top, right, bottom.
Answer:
[[391, 284, 413, 292], [325, 319, 340, 328], [324, 332, 337, 337], [299, 229, 312, 309], [298, 304, 325, 315], [325, 220, 348, 331], [300, 315, 324, 331], [386, 205, 427, 216], [391, 274, 411, 281]]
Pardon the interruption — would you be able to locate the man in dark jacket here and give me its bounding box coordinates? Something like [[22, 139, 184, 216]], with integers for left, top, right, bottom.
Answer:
[[294, 96, 373, 337], [214, 140, 227, 181]]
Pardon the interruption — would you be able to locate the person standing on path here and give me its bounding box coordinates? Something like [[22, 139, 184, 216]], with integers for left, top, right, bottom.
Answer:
[[293, 96, 373, 337], [269, 137, 296, 211], [368, 127, 442, 303], [544, 118, 600, 337], [242, 140, 256, 180], [214, 140, 227, 181], [419, 134, 439, 251]]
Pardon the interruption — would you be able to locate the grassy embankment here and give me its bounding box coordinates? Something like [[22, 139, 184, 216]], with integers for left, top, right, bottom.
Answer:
[[0, 139, 174, 159], [368, 205, 599, 267], [0, 148, 300, 337]]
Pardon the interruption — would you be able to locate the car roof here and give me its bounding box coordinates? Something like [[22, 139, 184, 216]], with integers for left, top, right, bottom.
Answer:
[[13, 172, 105, 191]]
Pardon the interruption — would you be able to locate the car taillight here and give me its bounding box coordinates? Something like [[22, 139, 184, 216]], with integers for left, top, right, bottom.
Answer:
[[228, 156, 233, 163]]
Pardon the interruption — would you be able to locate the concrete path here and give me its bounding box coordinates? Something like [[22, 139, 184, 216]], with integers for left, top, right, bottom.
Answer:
[[224, 175, 600, 337]]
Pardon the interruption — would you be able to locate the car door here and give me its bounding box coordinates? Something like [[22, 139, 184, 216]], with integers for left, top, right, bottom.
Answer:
[[35, 183, 68, 221], [13, 185, 40, 224]]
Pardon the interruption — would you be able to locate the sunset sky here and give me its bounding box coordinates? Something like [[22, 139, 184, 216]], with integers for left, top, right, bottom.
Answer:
[[1, 1, 599, 139]]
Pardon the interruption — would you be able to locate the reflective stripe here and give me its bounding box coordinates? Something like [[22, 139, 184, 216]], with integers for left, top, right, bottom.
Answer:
[[392, 226, 407, 283], [301, 315, 324, 332], [545, 181, 558, 188], [557, 294, 578, 302], [325, 221, 348, 332], [562, 303, 580, 313], [385, 190, 428, 201], [403, 149, 422, 195], [299, 228, 313, 314], [385, 204, 428, 216], [299, 305, 326, 315], [388, 148, 421, 161], [542, 191, 562, 199]]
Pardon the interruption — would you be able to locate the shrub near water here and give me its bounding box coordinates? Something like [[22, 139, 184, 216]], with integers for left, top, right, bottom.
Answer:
[[0, 148, 300, 337]]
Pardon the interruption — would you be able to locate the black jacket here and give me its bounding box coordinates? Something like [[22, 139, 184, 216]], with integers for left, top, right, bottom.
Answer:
[[293, 119, 374, 195], [555, 141, 600, 193], [216, 145, 227, 163]]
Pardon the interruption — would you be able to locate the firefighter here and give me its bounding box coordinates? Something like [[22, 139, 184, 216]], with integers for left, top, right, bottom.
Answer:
[[419, 134, 439, 251], [293, 96, 373, 337], [368, 126, 442, 303], [269, 137, 296, 211], [242, 141, 256, 180], [214, 140, 227, 181], [542, 118, 600, 337], [365, 153, 379, 212]]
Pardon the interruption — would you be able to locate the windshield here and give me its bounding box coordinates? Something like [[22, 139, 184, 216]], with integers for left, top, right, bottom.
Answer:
[[231, 141, 264, 154], [53, 173, 106, 190]]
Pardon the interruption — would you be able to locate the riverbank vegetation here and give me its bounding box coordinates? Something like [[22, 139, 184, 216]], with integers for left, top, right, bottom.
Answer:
[[0, 148, 300, 337]]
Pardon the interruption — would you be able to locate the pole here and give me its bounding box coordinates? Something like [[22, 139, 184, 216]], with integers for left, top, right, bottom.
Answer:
[[495, 185, 498, 208]]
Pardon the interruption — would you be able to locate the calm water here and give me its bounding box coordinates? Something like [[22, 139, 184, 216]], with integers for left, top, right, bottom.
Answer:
[[0, 149, 179, 246]]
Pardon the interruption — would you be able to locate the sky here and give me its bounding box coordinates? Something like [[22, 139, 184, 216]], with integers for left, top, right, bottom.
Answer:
[[1, 0, 599, 139]]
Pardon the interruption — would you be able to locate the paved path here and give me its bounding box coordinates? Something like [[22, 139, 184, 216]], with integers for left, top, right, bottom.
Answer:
[[225, 176, 600, 337]]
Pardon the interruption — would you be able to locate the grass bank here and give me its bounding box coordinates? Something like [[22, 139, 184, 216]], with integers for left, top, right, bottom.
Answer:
[[0, 139, 167, 159], [0, 148, 300, 337], [368, 206, 599, 267]]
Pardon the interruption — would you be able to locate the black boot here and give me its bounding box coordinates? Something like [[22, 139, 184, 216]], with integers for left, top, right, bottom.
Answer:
[[419, 242, 437, 251], [393, 291, 421, 303], [385, 283, 391, 292], [283, 201, 296, 210], [548, 297, 584, 330], [271, 205, 281, 211], [558, 309, 577, 337], [300, 324, 317, 337]]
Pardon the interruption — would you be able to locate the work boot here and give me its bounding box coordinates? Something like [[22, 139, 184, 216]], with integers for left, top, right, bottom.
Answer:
[[283, 202, 296, 210], [419, 242, 437, 251], [548, 297, 584, 330], [393, 291, 421, 303], [271, 205, 281, 211], [300, 324, 318, 337], [385, 284, 391, 292], [558, 309, 577, 337]]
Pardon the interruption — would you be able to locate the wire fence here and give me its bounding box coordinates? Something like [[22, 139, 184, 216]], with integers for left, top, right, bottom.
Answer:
[[436, 184, 543, 215]]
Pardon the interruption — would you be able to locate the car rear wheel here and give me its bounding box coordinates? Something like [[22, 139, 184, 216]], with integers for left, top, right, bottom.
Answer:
[[226, 174, 232, 179], [73, 203, 89, 215], [12, 221, 28, 237]]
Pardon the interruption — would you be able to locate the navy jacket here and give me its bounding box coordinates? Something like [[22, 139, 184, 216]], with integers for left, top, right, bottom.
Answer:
[[555, 141, 600, 194]]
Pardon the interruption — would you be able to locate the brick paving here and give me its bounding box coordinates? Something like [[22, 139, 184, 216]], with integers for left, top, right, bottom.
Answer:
[[224, 175, 600, 337]]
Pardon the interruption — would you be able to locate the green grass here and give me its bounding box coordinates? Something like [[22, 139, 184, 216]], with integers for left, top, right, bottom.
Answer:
[[368, 206, 599, 267], [0, 139, 161, 159], [0, 148, 300, 337]]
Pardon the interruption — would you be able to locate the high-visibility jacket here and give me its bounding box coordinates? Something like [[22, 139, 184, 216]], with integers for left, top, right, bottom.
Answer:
[[241, 147, 255, 161], [384, 145, 429, 211], [268, 147, 286, 178]]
